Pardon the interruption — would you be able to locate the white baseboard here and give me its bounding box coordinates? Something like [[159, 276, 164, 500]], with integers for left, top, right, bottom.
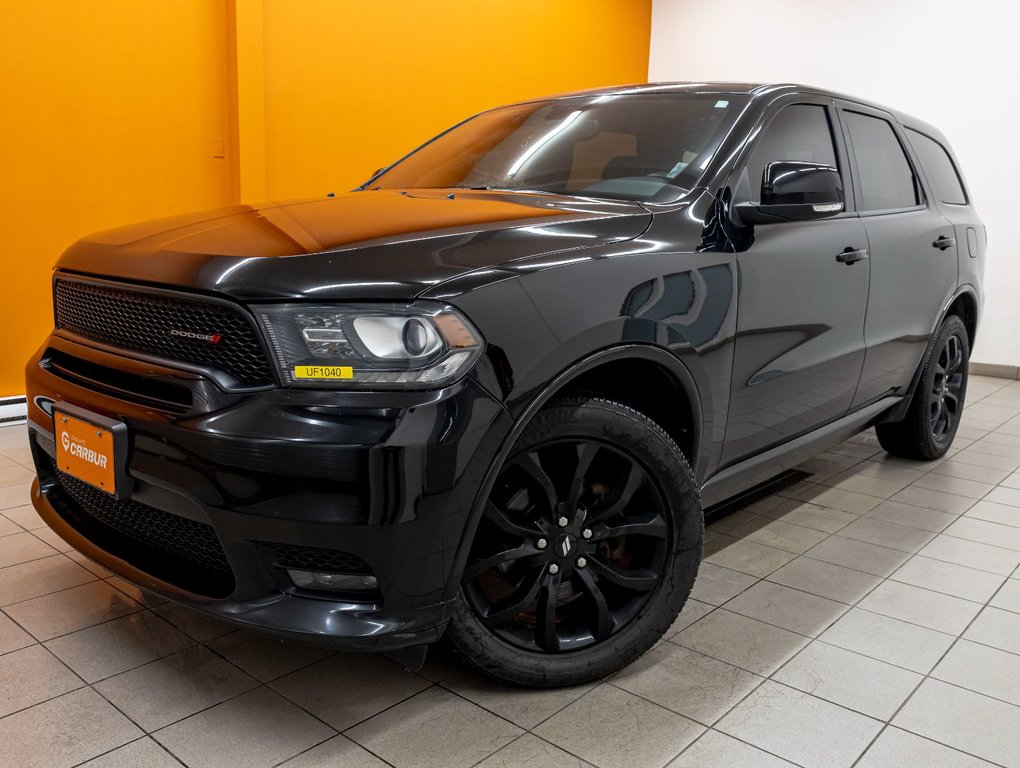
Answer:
[[970, 363, 1020, 380], [0, 397, 27, 425]]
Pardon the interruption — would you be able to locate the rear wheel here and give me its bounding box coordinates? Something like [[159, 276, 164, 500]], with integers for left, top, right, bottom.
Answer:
[[876, 314, 969, 460], [446, 397, 702, 687]]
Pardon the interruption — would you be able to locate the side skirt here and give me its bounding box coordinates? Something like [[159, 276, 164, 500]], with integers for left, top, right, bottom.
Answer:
[[700, 396, 901, 508]]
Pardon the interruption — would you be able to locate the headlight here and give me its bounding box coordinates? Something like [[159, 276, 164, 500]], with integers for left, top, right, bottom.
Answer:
[[255, 303, 484, 389]]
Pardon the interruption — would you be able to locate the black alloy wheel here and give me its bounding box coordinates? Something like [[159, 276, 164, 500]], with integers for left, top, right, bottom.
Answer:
[[876, 314, 970, 461], [446, 397, 702, 687], [929, 331, 966, 441]]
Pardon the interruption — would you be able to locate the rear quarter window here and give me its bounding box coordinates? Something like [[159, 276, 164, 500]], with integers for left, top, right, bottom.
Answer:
[[906, 128, 968, 205]]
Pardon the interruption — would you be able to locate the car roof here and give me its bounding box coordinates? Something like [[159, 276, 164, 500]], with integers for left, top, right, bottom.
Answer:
[[505, 82, 945, 142]]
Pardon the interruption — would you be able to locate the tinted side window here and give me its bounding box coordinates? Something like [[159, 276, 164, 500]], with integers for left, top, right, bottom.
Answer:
[[744, 104, 839, 202], [906, 128, 967, 205], [845, 112, 920, 211]]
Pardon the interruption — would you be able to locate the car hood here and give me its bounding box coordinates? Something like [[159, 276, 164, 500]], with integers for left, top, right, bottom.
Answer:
[[57, 189, 653, 301]]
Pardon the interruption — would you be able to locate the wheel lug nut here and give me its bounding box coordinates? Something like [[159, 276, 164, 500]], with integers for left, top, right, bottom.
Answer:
[[536, 538, 547, 550], [576, 557, 587, 568], [548, 563, 560, 574], [582, 528, 592, 539], [557, 516, 569, 528]]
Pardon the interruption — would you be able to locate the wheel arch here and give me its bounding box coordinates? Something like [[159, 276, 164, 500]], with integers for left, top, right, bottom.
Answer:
[[882, 286, 979, 424]]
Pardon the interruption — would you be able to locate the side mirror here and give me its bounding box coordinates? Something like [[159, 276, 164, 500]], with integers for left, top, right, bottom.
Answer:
[[735, 161, 844, 225]]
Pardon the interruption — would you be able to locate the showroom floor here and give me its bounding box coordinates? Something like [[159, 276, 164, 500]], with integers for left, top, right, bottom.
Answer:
[[2, 377, 1020, 767]]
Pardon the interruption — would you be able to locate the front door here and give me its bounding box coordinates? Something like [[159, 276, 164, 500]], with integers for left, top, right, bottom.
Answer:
[[721, 100, 870, 465]]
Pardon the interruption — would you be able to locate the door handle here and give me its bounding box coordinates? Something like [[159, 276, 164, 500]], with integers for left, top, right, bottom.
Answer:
[[932, 235, 956, 250], [836, 247, 869, 265]]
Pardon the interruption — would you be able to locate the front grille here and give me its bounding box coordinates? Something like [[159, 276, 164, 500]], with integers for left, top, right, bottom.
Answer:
[[50, 467, 234, 597], [269, 544, 373, 575], [54, 278, 274, 386]]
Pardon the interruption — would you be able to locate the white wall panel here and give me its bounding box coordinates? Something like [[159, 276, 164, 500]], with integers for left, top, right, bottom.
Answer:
[[650, 0, 1018, 366]]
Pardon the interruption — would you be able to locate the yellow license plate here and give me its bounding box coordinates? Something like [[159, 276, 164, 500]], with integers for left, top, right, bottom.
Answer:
[[54, 410, 118, 495]]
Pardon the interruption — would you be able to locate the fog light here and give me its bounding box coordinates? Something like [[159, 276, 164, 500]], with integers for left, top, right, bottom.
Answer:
[[287, 569, 379, 592]]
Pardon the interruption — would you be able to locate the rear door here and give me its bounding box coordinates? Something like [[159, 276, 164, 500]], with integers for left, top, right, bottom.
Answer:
[[839, 103, 959, 408], [721, 97, 870, 465]]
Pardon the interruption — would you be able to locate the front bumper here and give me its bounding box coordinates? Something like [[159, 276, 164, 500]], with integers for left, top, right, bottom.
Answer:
[[26, 333, 510, 650]]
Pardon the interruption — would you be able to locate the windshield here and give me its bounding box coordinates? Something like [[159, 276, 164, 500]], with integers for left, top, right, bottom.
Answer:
[[369, 93, 749, 203]]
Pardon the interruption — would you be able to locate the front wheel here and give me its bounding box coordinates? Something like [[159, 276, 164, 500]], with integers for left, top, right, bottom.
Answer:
[[876, 314, 970, 460], [446, 397, 703, 688]]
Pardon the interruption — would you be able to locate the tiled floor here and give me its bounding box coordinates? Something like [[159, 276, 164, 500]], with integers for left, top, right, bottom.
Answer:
[[3, 375, 1020, 767]]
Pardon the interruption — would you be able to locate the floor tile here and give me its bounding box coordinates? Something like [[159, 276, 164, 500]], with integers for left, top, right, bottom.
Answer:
[[151, 601, 235, 642], [45, 610, 192, 683], [2, 504, 44, 531], [804, 536, 909, 577], [0, 688, 142, 768], [983, 486, 1020, 507], [773, 641, 921, 720], [963, 606, 1020, 655], [857, 580, 982, 635], [0, 609, 34, 654], [667, 729, 797, 767], [835, 517, 937, 553], [932, 459, 1012, 485], [716, 681, 882, 768], [277, 735, 391, 768], [0, 516, 19, 537], [919, 534, 1020, 575], [990, 578, 1020, 613], [612, 643, 763, 725], [672, 609, 808, 676], [945, 516, 1020, 550], [856, 727, 996, 768], [0, 531, 56, 568], [688, 562, 758, 605], [727, 518, 830, 554], [0, 554, 96, 606], [474, 734, 592, 768], [723, 580, 848, 637], [205, 630, 333, 683], [964, 499, 1020, 527], [894, 678, 1020, 767], [663, 598, 714, 638], [819, 608, 955, 673], [348, 686, 523, 768], [891, 485, 976, 514], [270, 653, 430, 731], [767, 556, 882, 604], [0, 482, 32, 511], [4, 580, 141, 641], [703, 537, 796, 577], [533, 684, 703, 768], [756, 499, 857, 533], [154, 687, 336, 768], [0, 644, 82, 717], [933, 639, 1020, 707], [912, 474, 994, 500], [890, 555, 1005, 603], [77, 738, 184, 768], [94, 645, 259, 731], [781, 483, 883, 514], [866, 499, 958, 532]]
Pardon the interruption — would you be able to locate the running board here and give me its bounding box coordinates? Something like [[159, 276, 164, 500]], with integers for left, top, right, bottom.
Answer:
[[700, 396, 900, 508]]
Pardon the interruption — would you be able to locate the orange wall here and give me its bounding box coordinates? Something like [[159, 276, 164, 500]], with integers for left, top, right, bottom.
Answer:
[[0, 1, 233, 396], [0, 0, 652, 396], [260, 0, 654, 199]]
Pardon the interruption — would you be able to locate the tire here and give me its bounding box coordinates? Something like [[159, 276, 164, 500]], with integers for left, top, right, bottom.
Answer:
[[876, 314, 969, 461], [446, 396, 703, 687]]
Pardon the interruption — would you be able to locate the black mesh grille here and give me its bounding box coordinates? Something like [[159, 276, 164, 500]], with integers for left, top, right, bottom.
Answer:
[[53, 468, 233, 595], [54, 278, 274, 386], [270, 544, 373, 575]]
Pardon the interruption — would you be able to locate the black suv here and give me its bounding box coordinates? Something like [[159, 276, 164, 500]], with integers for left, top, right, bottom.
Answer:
[[25, 83, 984, 687]]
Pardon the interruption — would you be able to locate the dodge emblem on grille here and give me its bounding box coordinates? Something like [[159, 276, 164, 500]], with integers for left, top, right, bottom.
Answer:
[[169, 329, 223, 344]]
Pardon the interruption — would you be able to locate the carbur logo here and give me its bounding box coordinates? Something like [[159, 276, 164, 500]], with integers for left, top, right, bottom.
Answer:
[[170, 329, 222, 344]]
